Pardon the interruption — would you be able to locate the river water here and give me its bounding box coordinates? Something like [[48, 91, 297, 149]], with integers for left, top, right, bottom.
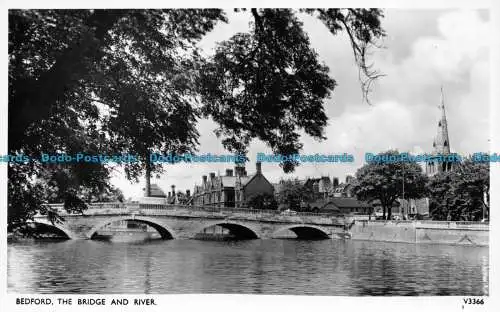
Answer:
[[7, 239, 489, 295]]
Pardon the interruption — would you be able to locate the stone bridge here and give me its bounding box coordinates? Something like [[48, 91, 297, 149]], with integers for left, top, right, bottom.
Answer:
[[31, 203, 349, 240]]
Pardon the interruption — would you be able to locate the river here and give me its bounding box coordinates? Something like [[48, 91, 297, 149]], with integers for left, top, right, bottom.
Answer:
[[7, 239, 489, 295]]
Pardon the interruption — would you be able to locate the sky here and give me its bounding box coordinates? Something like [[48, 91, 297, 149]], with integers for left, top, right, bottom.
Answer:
[[110, 8, 491, 200]]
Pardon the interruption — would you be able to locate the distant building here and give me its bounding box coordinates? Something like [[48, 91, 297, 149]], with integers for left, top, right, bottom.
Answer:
[[176, 189, 191, 205], [395, 88, 455, 218], [140, 184, 192, 205], [273, 176, 334, 207], [191, 162, 274, 208], [192, 170, 237, 207], [425, 87, 456, 176], [322, 197, 372, 215], [273, 175, 368, 213], [369, 198, 429, 218], [369, 199, 401, 216], [303, 176, 332, 200], [234, 162, 274, 208], [331, 175, 355, 198], [397, 198, 430, 216], [140, 183, 168, 204], [143, 183, 167, 198]]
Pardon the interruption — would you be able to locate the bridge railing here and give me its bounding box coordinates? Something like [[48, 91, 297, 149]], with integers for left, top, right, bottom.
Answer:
[[356, 219, 489, 230], [138, 203, 176, 211], [42, 202, 126, 210], [41, 202, 341, 219], [181, 205, 335, 217], [416, 221, 489, 230]]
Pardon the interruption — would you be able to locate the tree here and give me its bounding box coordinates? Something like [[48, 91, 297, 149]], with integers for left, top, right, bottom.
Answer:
[[455, 158, 489, 220], [8, 9, 227, 225], [428, 158, 489, 221], [275, 178, 313, 210], [246, 193, 278, 210], [8, 9, 385, 227], [427, 171, 456, 220], [353, 150, 428, 220], [199, 8, 384, 172]]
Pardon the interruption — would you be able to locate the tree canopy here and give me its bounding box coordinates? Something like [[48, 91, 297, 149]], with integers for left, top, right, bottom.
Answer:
[[428, 158, 489, 221], [275, 178, 314, 210], [246, 193, 278, 210], [352, 150, 428, 219], [8, 9, 385, 226]]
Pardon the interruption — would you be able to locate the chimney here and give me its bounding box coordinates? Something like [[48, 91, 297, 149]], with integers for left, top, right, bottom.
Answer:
[[346, 175, 353, 184], [256, 162, 262, 174], [171, 184, 175, 194], [226, 169, 233, 176], [202, 175, 207, 184], [333, 178, 339, 188], [235, 165, 246, 177], [168, 191, 171, 198], [209, 172, 216, 180], [186, 190, 191, 197]]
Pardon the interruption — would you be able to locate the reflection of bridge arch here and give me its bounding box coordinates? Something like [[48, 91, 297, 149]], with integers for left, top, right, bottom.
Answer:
[[273, 224, 331, 239], [86, 216, 175, 239], [26, 220, 74, 239], [196, 221, 259, 239]]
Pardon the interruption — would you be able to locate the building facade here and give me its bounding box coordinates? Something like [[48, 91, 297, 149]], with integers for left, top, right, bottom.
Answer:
[[331, 175, 355, 198], [191, 162, 274, 208], [192, 170, 237, 207], [322, 197, 373, 215], [234, 162, 274, 208]]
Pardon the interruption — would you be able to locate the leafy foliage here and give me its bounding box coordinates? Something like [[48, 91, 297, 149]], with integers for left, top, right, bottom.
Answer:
[[200, 8, 384, 172], [428, 158, 489, 221], [275, 178, 314, 210], [8, 9, 385, 226], [352, 150, 428, 219], [246, 193, 278, 210], [8, 9, 227, 224]]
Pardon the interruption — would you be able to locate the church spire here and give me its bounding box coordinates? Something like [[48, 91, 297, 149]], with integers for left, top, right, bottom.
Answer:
[[433, 86, 451, 155]]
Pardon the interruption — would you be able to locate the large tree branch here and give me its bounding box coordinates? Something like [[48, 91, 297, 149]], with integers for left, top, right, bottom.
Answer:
[[338, 14, 385, 105], [9, 10, 126, 151], [251, 8, 264, 34]]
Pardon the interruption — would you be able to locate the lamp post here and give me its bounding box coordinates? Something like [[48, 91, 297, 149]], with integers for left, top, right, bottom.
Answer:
[[402, 162, 405, 219]]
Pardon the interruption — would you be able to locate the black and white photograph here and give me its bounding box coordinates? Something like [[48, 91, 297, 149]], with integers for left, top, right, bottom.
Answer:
[[1, 0, 497, 310]]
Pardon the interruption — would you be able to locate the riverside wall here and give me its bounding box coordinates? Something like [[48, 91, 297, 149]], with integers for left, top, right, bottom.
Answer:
[[350, 220, 489, 247]]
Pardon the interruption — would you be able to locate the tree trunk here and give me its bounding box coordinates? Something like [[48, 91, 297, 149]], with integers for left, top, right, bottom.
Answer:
[[387, 207, 392, 220], [382, 206, 386, 219], [145, 159, 151, 197]]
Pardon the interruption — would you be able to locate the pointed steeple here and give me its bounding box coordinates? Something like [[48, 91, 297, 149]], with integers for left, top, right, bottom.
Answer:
[[433, 86, 451, 155], [426, 86, 454, 176]]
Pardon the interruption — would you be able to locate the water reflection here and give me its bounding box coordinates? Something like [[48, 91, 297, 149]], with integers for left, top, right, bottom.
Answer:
[[8, 239, 488, 295]]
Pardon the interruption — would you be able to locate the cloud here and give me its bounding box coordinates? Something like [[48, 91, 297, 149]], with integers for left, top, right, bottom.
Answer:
[[377, 9, 490, 152], [111, 9, 490, 198]]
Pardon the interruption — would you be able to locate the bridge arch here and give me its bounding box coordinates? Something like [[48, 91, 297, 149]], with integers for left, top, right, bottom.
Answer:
[[25, 220, 75, 239], [86, 216, 175, 240], [273, 224, 330, 239], [196, 221, 260, 239]]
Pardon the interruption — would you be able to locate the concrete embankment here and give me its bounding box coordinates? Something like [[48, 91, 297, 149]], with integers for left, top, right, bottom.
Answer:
[[350, 220, 488, 247]]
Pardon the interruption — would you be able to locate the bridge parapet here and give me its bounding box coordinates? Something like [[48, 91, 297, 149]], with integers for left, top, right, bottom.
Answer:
[[354, 220, 489, 231], [38, 203, 346, 226]]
